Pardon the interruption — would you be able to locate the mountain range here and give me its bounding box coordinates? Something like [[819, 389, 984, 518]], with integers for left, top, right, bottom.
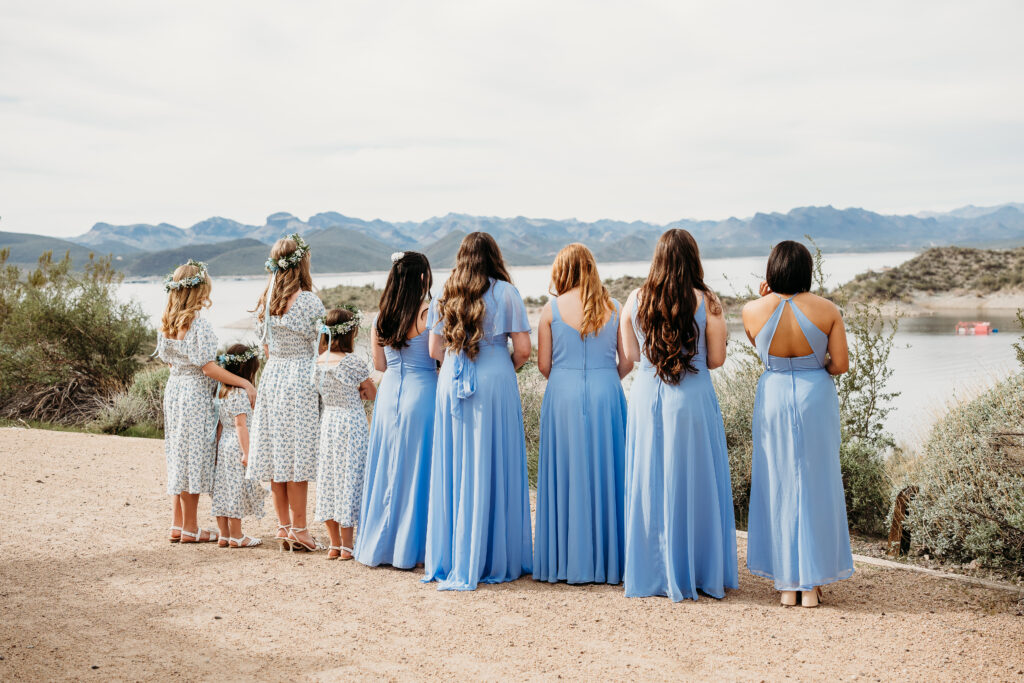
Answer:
[[3, 203, 1023, 276]]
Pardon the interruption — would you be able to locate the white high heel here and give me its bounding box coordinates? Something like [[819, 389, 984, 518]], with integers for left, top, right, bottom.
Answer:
[[287, 527, 325, 552], [275, 524, 292, 553]]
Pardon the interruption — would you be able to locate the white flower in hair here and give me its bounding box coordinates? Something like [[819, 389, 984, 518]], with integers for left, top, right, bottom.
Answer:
[[278, 258, 288, 268], [391, 251, 405, 263]]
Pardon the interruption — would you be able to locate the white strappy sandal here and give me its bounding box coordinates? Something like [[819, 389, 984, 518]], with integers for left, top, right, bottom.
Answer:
[[179, 528, 218, 544], [339, 545, 354, 561], [287, 527, 325, 552], [169, 525, 182, 543], [275, 524, 292, 553], [327, 545, 343, 560], [229, 535, 263, 549]]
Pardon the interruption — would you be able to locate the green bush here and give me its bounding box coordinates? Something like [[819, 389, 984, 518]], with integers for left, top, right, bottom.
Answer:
[[90, 365, 168, 437], [904, 373, 1024, 573], [0, 249, 152, 423], [517, 360, 546, 486], [711, 350, 761, 529]]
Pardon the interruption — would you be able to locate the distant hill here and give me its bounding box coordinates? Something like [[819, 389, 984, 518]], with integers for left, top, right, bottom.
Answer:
[[122, 238, 268, 276], [5, 201, 1024, 275], [0, 230, 116, 267], [840, 246, 1024, 302]]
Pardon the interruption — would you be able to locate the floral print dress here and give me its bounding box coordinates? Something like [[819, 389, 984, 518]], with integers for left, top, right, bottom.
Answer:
[[156, 316, 218, 496], [211, 388, 267, 519], [248, 290, 325, 483], [314, 354, 371, 527]]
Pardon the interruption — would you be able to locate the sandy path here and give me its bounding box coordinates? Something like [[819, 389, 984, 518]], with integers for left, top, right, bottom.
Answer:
[[1, 428, 1021, 681]]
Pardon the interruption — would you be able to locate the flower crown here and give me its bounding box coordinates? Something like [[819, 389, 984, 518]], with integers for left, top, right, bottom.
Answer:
[[265, 233, 311, 273], [318, 305, 363, 336], [217, 344, 262, 368], [163, 259, 209, 293]]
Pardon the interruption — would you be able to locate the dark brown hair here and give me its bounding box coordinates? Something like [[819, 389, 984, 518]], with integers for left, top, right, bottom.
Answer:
[[766, 240, 813, 295], [218, 343, 260, 398], [637, 229, 721, 384], [437, 232, 512, 360], [376, 251, 433, 349], [322, 308, 356, 353]]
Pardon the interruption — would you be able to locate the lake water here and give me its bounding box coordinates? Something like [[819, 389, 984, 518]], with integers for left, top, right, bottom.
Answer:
[[120, 250, 1022, 448]]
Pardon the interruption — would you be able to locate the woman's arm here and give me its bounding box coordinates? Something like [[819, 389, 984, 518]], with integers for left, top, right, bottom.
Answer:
[[615, 318, 634, 379], [202, 363, 257, 406], [359, 378, 377, 401], [619, 289, 641, 365], [428, 332, 445, 362], [509, 331, 531, 371], [234, 414, 250, 466], [824, 307, 850, 375], [536, 304, 553, 379], [370, 324, 387, 373], [705, 294, 728, 370]]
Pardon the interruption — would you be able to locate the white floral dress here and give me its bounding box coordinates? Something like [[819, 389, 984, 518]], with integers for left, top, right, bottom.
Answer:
[[314, 354, 371, 527], [211, 388, 267, 519], [156, 316, 218, 496], [247, 290, 325, 483]]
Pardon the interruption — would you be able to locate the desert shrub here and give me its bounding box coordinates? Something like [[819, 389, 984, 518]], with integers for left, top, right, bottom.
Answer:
[[319, 283, 382, 312], [712, 348, 762, 528], [90, 365, 168, 436], [904, 373, 1024, 573], [838, 439, 889, 534], [523, 295, 548, 307], [517, 360, 546, 486], [1015, 309, 1024, 368], [0, 249, 152, 422]]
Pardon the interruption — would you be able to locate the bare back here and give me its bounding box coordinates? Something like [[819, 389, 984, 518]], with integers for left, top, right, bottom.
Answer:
[[743, 292, 835, 358], [552, 288, 613, 333]]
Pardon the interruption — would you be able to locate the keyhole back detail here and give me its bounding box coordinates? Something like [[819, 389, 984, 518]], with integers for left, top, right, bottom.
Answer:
[[755, 294, 829, 369]]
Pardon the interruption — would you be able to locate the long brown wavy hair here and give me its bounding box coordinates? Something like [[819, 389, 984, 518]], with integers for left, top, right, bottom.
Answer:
[[253, 237, 314, 322], [160, 263, 211, 337], [637, 229, 721, 384], [376, 251, 433, 349], [437, 232, 512, 360], [550, 243, 613, 338]]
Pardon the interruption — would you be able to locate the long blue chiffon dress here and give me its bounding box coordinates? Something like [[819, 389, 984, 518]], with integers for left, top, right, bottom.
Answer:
[[746, 294, 854, 590], [423, 279, 533, 590], [354, 328, 438, 569], [534, 298, 627, 584], [623, 297, 738, 601]]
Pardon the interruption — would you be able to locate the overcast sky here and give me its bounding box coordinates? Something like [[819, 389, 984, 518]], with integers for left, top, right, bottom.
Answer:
[[1, 1, 1022, 238]]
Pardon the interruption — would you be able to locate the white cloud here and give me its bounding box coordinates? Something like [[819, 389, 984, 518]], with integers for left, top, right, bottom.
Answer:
[[1, 0, 1022, 236]]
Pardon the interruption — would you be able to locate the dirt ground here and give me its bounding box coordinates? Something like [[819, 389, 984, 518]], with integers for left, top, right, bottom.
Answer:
[[1, 428, 1022, 681]]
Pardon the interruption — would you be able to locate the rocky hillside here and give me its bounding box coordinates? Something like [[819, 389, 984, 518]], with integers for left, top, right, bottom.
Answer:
[[839, 246, 1024, 302]]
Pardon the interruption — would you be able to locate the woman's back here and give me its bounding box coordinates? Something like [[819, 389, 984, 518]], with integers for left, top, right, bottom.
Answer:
[[744, 292, 835, 359], [550, 295, 619, 371], [383, 329, 435, 371], [630, 296, 708, 376]]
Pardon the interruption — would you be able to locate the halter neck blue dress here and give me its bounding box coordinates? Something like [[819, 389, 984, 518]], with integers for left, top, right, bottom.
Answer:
[[423, 279, 533, 591], [534, 298, 627, 584], [355, 327, 438, 569], [746, 294, 854, 591], [624, 297, 738, 601]]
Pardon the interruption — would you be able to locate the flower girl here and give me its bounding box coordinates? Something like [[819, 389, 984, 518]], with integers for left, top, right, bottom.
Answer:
[[211, 343, 268, 548], [314, 307, 377, 560], [157, 260, 257, 545]]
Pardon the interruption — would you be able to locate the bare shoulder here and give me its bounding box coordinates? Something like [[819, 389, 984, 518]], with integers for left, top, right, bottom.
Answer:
[[540, 301, 553, 323], [702, 289, 723, 316]]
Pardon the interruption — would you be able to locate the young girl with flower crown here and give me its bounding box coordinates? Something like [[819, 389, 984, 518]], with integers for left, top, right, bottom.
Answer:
[[211, 343, 268, 548], [157, 260, 257, 545], [247, 234, 327, 553], [314, 307, 377, 559]]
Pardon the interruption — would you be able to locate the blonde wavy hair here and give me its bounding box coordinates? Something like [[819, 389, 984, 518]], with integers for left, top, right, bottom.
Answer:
[[160, 263, 211, 337], [437, 232, 512, 360], [550, 243, 614, 338], [253, 237, 314, 322]]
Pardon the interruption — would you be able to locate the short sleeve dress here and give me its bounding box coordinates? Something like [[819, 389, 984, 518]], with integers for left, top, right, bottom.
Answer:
[[247, 290, 326, 483], [314, 354, 372, 527], [211, 387, 267, 519], [156, 316, 219, 496], [422, 278, 534, 591]]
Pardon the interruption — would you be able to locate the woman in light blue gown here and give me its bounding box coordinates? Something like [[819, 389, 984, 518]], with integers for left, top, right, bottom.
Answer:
[[742, 240, 853, 608], [423, 232, 533, 590], [534, 243, 631, 584], [619, 229, 738, 601], [355, 251, 438, 569]]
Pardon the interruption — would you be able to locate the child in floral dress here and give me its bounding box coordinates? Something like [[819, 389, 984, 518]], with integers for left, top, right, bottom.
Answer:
[[315, 307, 377, 560], [212, 343, 268, 548]]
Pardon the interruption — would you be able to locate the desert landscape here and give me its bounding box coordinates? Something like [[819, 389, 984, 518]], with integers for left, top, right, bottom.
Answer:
[[1, 427, 1021, 681]]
